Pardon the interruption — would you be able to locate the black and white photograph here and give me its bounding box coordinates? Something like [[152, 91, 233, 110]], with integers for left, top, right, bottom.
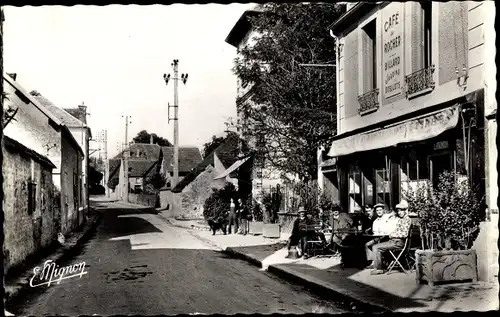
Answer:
[[1, 1, 498, 316]]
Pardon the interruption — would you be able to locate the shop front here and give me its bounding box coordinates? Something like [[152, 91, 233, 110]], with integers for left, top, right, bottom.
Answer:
[[329, 90, 485, 216]]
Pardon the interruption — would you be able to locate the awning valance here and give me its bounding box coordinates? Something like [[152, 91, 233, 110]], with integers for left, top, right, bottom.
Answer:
[[328, 105, 460, 157], [214, 156, 251, 180]]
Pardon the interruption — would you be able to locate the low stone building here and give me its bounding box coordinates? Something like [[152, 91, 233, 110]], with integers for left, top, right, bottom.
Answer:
[[3, 136, 59, 274]]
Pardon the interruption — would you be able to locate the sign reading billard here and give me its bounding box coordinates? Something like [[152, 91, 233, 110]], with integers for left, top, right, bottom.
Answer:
[[382, 3, 404, 99]]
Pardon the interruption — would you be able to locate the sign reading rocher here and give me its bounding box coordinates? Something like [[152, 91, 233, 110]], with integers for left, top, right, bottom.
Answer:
[[382, 3, 404, 98]]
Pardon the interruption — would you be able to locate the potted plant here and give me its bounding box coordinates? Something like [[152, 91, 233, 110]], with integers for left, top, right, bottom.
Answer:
[[261, 188, 282, 238], [403, 171, 482, 286]]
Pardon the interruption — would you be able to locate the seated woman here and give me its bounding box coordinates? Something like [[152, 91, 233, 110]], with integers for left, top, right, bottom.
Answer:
[[364, 203, 396, 268]]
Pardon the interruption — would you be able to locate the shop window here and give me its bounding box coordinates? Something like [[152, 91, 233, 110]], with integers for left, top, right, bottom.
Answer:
[[348, 164, 362, 212], [401, 151, 429, 193]]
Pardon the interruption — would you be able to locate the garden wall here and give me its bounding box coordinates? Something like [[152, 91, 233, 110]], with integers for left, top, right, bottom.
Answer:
[[128, 193, 158, 207]]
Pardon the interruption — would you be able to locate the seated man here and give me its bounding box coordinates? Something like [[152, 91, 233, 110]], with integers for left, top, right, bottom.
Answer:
[[365, 203, 394, 267], [370, 200, 412, 275], [329, 206, 353, 250]]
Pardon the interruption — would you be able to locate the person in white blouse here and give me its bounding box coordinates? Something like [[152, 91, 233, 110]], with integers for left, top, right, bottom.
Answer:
[[365, 203, 395, 268]]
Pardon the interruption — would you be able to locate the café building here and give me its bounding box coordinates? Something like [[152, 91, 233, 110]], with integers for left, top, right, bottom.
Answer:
[[323, 2, 497, 281]]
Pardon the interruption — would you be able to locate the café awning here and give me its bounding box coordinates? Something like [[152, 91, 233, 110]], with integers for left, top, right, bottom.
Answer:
[[328, 105, 461, 157], [214, 156, 251, 180]]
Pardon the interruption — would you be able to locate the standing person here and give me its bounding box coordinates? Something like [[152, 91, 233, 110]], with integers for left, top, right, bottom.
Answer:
[[287, 207, 312, 258], [227, 198, 239, 234], [238, 198, 250, 235], [370, 200, 412, 275]]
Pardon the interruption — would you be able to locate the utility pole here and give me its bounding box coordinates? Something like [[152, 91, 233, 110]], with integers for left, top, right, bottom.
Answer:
[[122, 115, 132, 202], [163, 59, 188, 188]]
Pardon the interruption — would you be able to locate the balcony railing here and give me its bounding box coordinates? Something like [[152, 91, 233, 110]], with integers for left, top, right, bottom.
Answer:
[[357, 88, 380, 116], [404, 65, 435, 99]]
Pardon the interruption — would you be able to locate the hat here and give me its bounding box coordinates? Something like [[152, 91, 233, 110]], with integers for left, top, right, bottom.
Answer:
[[395, 200, 409, 210], [298, 206, 306, 213], [373, 203, 385, 209]]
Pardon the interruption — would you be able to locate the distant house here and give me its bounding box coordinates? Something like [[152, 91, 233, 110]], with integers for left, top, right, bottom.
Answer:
[[159, 146, 203, 188], [30, 92, 92, 215], [161, 133, 250, 219], [3, 73, 84, 235]]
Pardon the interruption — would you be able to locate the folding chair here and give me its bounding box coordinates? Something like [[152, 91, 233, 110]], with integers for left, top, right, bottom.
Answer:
[[386, 226, 413, 274], [305, 224, 325, 257], [405, 226, 421, 271]]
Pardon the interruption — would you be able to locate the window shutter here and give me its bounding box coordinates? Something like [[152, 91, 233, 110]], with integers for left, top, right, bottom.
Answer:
[[344, 32, 359, 118], [362, 32, 373, 93], [411, 2, 424, 72]]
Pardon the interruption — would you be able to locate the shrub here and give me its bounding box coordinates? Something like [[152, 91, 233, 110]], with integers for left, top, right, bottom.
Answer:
[[202, 183, 237, 221], [403, 171, 483, 251]]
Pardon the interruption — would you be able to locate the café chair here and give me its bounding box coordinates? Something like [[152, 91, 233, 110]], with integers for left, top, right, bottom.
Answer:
[[386, 226, 413, 275]]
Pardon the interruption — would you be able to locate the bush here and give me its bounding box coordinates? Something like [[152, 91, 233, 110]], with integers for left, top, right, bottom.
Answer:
[[202, 183, 237, 221], [403, 171, 483, 251]]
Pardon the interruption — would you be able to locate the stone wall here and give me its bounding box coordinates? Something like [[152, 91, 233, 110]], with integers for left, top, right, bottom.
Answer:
[[3, 148, 59, 274], [178, 165, 226, 219], [129, 193, 158, 207]]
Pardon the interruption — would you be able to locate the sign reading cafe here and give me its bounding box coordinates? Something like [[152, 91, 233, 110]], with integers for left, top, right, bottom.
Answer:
[[382, 3, 404, 98]]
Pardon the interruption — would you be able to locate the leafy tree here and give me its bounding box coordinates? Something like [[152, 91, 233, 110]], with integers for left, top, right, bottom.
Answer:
[[143, 172, 167, 194], [233, 3, 345, 181], [107, 177, 119, 190], [133, 130, 172, 146], [203, 183, 238, 221], [89, 156, 105, 173], [202, 131, 239, 158]]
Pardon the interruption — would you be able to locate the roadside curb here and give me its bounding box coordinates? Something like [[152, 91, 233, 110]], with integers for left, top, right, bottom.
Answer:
[[223, 247, 391, 313], [224, 247, 265, 268], [157, 214, 210, 232], [4, 211, 102, 305]]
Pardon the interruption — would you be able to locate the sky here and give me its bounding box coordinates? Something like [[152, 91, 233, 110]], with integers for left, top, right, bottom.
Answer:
[[3, 4, 254, 158]]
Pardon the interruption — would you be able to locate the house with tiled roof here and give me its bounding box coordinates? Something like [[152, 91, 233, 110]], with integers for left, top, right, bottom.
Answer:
[[29, 90, 92, 216], [159, 146, 203, 188], [3, 73, 84, 238], [159, 133, 251, 219]]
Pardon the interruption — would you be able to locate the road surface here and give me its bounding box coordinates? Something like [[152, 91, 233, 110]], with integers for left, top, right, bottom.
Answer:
[[8, 203, 348, 315]]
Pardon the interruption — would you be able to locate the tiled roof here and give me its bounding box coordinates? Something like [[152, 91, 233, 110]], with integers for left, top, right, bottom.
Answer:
[[64, 107, 87, 124], [161, 146, 203, 174], [112, 143, 162, 161], [171, 133, 241, 193], [128, 160, 158, 178], [4, 135, 56, 169], [29, 91, 86, 127]]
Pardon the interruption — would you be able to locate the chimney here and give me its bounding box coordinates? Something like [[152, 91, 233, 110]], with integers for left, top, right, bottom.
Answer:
[[78, 103, 87, 123], [150, 135, 154, 144]]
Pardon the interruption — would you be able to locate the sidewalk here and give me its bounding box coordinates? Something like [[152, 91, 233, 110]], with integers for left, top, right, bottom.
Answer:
[[224, 244, 499, 313], [4, 209, 102, 304], [162, 216, 288, 252]]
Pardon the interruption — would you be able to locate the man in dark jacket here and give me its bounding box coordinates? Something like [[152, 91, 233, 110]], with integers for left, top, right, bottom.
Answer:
[[288, 207, 314, 258], [238, 198, 250, 235]]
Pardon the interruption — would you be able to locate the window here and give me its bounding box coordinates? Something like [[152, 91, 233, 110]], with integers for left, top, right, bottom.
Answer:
[[28, 182, 37, 214], [362, 19, 377, 92], [400, 150, 430, 194], [412, 2, 432, 71], [348, 163, 362, 212], [422, 1, 432, 69]]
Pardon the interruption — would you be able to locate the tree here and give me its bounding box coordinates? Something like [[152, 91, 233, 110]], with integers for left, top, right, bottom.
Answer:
[[202, 131, 240, 158], [143, 172, 167, 194], [233, 3, 345, 181], [133, 130, 172, 146], [89, 156, 105, 173]]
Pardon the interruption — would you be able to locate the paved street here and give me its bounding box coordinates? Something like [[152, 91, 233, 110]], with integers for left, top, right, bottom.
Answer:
[[8, 204, 348, 315]]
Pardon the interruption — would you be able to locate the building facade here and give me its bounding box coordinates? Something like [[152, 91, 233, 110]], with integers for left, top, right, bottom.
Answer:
[[225, 5, 287, 201], [327, 1, 496, 282], [3, 74, 84, 235]]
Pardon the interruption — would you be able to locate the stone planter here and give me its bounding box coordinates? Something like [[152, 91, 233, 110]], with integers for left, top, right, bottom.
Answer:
[[249, 221, 264, 235], [415, 249, 478, 286], [263, 223, 281, 238]]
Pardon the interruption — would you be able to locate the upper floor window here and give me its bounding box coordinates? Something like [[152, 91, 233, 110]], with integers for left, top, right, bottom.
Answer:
[[406, 2, 434, 98], [361, 19, 377, 93]]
